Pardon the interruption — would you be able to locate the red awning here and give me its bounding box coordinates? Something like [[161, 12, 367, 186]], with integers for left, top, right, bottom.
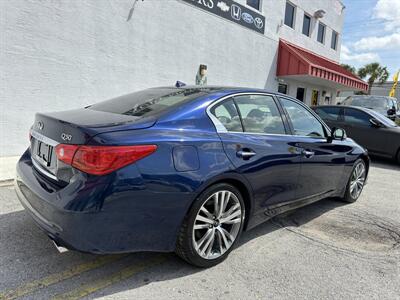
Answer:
[[277, 39, 368, 92]]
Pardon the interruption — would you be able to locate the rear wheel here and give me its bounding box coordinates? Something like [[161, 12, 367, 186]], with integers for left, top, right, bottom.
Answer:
[[341, 159, 367, 203], [175, 183, 245, 267]]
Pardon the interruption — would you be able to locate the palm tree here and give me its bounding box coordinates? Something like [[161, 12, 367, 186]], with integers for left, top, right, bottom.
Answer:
[[357, 62, 389, 94], [341, 64, 356, 75]]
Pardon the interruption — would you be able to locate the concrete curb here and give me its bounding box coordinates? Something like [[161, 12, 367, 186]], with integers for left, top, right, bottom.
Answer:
[[0, 156, 19, 181]]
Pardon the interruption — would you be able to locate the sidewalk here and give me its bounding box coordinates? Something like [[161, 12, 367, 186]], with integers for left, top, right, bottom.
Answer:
[[0, 156, 19, 182]]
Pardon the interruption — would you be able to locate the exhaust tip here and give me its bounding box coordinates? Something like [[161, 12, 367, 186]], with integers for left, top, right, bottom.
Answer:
[[52, 240, 69, 253]]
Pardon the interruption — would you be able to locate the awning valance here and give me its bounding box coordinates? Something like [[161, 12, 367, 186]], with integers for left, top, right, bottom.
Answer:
[[277, 39, 368, 92]]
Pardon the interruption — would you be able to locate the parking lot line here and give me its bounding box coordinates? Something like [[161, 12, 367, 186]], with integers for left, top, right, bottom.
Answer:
[[53, 255, 167, 300], [0, 255, 127, 300]]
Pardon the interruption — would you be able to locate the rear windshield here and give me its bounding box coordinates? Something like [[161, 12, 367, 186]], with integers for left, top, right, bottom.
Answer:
[[88, 88, 210, 118]]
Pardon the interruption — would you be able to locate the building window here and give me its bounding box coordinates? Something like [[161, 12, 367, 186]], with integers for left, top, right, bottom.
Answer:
[[331, 30, 338, 50], [302, 14, 311, 37], [317, 22, 326, 44], [278, 83, 288, 94], [284, 2, 295, 28], [247, 0, 261, 11]]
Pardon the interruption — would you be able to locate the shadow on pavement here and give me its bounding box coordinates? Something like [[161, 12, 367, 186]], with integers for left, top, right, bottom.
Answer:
[[369, 156, 400, 171], [0, 197, 346, 298]]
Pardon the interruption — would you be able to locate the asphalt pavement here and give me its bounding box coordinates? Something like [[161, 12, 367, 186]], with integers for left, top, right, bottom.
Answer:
[[0, 158, 399, 300]]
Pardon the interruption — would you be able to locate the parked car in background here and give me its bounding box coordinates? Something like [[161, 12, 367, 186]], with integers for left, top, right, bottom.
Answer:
[[312, 105, 400, 163], [15, 87, 369, 267], [338, 95, 400, 123]]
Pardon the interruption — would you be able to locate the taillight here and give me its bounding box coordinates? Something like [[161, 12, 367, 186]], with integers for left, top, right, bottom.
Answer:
[[55, 144, 157, 175], [55, 144, 79, 165]]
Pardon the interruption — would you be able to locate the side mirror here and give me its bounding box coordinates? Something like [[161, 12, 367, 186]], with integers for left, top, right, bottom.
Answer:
[[369, 118, 383, 128], [331, 127, 346, 141], [387, 108, 396, 115]]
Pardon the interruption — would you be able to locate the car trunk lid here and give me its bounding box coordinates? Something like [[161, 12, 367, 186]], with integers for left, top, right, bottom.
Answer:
[[30, 108, 156, 182]]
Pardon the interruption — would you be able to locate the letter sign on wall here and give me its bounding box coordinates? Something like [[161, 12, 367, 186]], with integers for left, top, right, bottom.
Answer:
[[182, 0, 265, 34]]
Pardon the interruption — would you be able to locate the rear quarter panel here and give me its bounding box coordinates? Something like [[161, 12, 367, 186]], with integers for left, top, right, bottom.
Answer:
[[88, 114, 254, 249]]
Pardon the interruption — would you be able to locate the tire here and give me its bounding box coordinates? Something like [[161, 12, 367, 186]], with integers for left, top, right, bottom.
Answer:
[[175, 183, 245, 268], [341, 159, 367, 203]]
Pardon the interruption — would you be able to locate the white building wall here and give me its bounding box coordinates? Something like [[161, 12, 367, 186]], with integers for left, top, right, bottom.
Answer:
[[284, 79, 337, 106], [278, 0, 344, 62], [0, 0, 345, 157]]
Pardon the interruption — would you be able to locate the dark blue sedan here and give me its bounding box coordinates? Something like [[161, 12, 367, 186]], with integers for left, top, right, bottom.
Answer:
[[15, 86, 369, 267]]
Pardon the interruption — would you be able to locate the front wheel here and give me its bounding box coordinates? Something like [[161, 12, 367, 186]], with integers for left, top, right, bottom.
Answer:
[[175, 183, 245, 267], [341, 159, 367, 203]]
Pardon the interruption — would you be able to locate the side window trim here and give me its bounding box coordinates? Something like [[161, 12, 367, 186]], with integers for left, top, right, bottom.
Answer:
[[207, 92, 291, 136], [338, 107, 345, 121], [278, 97, 330, 139], [232, 98, 245, 132], [272, 95, 292, 134]]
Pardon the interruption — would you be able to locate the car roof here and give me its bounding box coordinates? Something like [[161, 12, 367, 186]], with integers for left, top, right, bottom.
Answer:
[[155, 85, 288, 97], [346, 95, 395, 100]]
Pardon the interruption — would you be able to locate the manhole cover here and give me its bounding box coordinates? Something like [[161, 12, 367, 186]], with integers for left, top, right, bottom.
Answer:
[[275, 207, 400, 253]]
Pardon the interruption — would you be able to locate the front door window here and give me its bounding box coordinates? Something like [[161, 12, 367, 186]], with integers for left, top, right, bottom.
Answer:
[[280, 98, 326, 138]]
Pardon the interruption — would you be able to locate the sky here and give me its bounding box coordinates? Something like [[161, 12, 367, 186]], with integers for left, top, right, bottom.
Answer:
[[341, 0, 399, 78]]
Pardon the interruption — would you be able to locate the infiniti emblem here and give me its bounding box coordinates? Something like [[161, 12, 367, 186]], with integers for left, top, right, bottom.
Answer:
[[37, 121, 44, 130]]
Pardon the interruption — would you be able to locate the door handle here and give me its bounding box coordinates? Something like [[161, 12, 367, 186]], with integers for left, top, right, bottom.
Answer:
[[301, 149, 315, 158], [236, 150, 256, 160]]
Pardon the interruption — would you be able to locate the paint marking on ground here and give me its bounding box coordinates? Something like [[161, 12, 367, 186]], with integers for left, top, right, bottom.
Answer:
[[52, 255, 167, 300], [0, 255, 126, 300], [0, 180, 14, 187]]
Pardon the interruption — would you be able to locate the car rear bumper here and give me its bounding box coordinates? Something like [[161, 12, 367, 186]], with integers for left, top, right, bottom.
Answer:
[[15, 150, 195, 254]]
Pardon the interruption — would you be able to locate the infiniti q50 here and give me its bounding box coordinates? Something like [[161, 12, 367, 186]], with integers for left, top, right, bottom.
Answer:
[[15, 87, 369, 267]]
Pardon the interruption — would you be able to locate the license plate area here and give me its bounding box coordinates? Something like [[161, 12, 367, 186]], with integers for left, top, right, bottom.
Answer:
[[30, 133, 58, 177], [36, 141, 53, 167]]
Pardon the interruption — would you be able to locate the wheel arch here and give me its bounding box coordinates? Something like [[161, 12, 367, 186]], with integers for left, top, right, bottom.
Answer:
[[189, 173, 254, 231], [359, 153, 370, 177], [395, 147, 400, 163]]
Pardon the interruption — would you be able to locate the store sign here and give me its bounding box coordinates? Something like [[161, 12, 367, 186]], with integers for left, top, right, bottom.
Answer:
[[182, 0, 265, 34]]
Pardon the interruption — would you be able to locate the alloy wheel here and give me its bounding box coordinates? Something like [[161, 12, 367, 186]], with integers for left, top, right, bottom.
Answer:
[[350, 162, 366, 199], [192, 190, 243, 260]]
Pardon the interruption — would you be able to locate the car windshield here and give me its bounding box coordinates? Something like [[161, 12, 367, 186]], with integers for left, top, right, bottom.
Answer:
[[367, 109, 398, 127], [343, 96, 391, 111], [89, 87, 213, 118]]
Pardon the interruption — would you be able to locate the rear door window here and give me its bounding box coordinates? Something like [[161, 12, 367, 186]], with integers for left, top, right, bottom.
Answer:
[[344, 108, 371, 126], [234, 95, 286, 134], [211, 99, 243, 132], [314, 107, 341, 121]]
